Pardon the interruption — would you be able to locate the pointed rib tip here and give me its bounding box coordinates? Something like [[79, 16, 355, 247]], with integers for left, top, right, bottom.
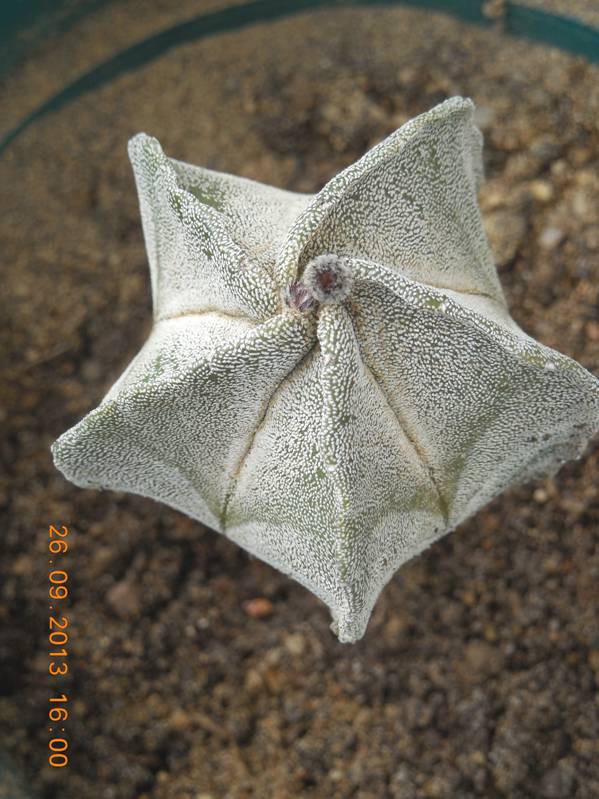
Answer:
[[127, 132, 168, 177], [329, 601, 372, 644], [50, 433, 65, 469], [50, 432, 75, 484], [128, 131, 160, 155], [51, 431, 103, 492], [390, 96, 476, 145], [434, 95, 475, 118]]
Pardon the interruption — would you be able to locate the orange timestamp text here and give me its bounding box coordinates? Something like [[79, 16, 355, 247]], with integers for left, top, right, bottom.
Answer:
[[47, 523, 70, 768]]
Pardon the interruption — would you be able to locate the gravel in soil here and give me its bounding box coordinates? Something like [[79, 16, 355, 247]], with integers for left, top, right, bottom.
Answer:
[[1, 6, 599, 799]]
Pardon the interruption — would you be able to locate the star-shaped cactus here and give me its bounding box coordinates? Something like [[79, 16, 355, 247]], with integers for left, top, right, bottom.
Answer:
[[52, 97, 599, 642]]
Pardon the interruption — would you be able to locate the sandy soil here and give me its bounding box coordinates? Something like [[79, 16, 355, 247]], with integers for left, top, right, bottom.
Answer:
[[1, 6, 599, 799]]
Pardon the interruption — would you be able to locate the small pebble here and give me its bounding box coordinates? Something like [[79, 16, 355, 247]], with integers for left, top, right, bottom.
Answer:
[[588, 651, 599, 674], [244, 669, 264, 694], [585, 321, 599, 341], [168, 708, 191, 731], [583, 224, 599, 250], [538, 226, 564, 250], [106, 580, 141, 618], [284, 633, 306, 656], [462, 639, 504, 678], [529, 179, 554, 203], [243, 597, 274, 619]]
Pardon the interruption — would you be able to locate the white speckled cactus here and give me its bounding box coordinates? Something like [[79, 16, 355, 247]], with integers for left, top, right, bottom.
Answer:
[[52, 97, 599, 642]]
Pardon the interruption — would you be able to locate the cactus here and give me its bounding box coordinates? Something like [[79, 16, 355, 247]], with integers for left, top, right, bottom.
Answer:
[[52, 97, 599, 642]]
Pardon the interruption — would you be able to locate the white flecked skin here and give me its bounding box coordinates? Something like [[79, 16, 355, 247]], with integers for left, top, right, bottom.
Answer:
[[52, 97, 599, 642]]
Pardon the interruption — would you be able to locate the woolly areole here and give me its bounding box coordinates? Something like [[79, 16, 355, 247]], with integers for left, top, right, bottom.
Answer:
[[302, 254, 354, 305], [52, 97, 599, 642]]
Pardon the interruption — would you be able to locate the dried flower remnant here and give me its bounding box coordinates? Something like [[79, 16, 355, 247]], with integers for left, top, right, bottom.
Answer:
[[52, 97, 599, 642], [283, 282, 315, 312]]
